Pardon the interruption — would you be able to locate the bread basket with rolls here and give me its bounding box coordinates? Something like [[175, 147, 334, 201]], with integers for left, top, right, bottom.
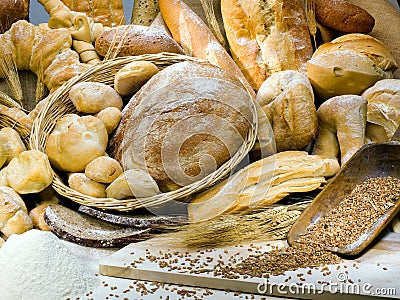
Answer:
[[30, 53, 259, 211]]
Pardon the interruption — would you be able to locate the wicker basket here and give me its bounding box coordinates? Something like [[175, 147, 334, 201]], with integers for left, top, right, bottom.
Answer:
[[30, 53, 258, 211], [0, 94, 31, 148]]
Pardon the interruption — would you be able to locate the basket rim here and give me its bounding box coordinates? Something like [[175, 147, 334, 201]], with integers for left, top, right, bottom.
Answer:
[[30, 52, 258, 211]]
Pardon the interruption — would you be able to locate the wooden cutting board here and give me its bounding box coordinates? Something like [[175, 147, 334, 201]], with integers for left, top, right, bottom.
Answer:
[[99, 232, 400, 299]]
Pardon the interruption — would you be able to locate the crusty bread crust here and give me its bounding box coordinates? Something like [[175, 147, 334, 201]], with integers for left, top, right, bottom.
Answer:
[[221, 0, 313, 91]]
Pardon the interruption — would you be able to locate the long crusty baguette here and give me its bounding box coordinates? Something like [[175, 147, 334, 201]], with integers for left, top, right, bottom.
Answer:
[[159, 0, 255, 98], [221, 0, 314, 91]]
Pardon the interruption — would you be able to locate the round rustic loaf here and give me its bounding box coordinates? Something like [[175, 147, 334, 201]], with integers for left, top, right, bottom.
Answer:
[[110, 61, 254, 188]]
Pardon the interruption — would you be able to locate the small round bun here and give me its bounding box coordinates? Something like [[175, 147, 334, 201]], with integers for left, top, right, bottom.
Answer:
[[69, 82, 123, 113], [85, 156, 123, 184], [45, 114, 108, 172], [68, 173, 107, 198], [95, 107, 122, 134], [114, 61, 159, 96]]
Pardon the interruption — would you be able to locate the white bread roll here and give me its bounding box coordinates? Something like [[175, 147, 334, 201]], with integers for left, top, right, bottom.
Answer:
[[0, 186, 32, 237], [0, 168, 8, 187], [68, 173, 107, 198], [362, 79, 400, 141], [95, 107, 122, 134], [0, 127, 27, 165], [307, 34, 398, 99], [114, 61, 159, 96], [106, 169, 160, 199], [45, 114, 108, 172], [69, 82, 123, 114], [29, 204, 51, 231], [6, 150, 53, 194], [85, 156, 123, 184]]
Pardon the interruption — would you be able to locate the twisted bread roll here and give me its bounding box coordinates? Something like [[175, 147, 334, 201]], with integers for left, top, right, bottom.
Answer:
[[0, 20, 88, 93]]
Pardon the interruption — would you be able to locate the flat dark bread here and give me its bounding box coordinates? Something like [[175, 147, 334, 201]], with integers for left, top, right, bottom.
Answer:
[[78, 205, 188, 228], [44, 204, 152, 248]]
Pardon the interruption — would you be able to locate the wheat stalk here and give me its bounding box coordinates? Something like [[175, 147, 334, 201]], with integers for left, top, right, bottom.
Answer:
[[305, 0, 318, 50], [200, 0, 228, 50], [0, 91, 24, 110], [105, 27, 129, 60], [164, 200, 311, 248], [0, 44, 23, 104]]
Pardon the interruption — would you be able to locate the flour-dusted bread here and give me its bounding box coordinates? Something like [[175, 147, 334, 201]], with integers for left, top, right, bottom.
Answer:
[[95, 107, 122, 134], [0, 186, 32, 237], [110, 61, 255, 188], [69, 82, 123, 114], [68, 173, 107, 198], [307, 34, 398, 99], [362, 79, 400, 141], [45, 114, 108, 172], [221, 0, 313, 91], [6, 150, 53, 194], [0, 127, 27, 165], [85, 156, 123, 184], [256, 70, 317, 152]]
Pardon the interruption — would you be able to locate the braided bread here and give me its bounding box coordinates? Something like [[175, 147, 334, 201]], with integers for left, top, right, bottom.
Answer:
[[0, 20, 88, 93]]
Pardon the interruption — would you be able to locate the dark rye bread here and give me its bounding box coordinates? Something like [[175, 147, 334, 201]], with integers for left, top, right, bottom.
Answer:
[[110, 60, 254, 188], [78, 205, 188, 228], [44, 204, 151, 248], [315, 0, 375, 33]]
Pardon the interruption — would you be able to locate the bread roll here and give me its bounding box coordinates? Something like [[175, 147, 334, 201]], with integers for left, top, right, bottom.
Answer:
[[114, 61, 159, 96], [61, 0, 125, 27], [0, 127, 27, 165], [45, 114, 108, 172], [85, 156, 123, 184], [312, 95, 367, 166], [69, 82, 123, 114], [95, 107, 122, 134], [6, 150, 53, 194], [110, 61, 254, 187], [159, 0, 256, 98], [95, 25, 184, 57], [307, 34, 397, 99], [0, 186, 33, 237], [362, 79, 400, 141], [68, 173, 107, 198], [315, 0, 375, 33], [221, 0, 313, 91], [29, 204, 51, 231], [256, 70, 318, 152], [106, 169, 160, 199]]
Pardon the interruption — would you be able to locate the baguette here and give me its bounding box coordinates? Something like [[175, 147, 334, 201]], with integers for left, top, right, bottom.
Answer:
[[159, 0, 255, 98]]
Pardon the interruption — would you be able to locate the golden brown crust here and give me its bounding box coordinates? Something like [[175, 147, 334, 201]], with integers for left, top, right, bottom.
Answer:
[[221, 0, 313, 91], [315, 0, 375, 33], [312, 95, 367, 166], [61, 0, 125, 27], [256, 70, 317, 152], [159, 0, 256, 98], [0, 0, 30, 34], [95, 25, 184, 57], [110, 61, 254, 187]]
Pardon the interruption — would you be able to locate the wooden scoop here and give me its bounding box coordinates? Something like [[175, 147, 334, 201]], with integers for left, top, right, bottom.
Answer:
[[288, 126, 400, 255]]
